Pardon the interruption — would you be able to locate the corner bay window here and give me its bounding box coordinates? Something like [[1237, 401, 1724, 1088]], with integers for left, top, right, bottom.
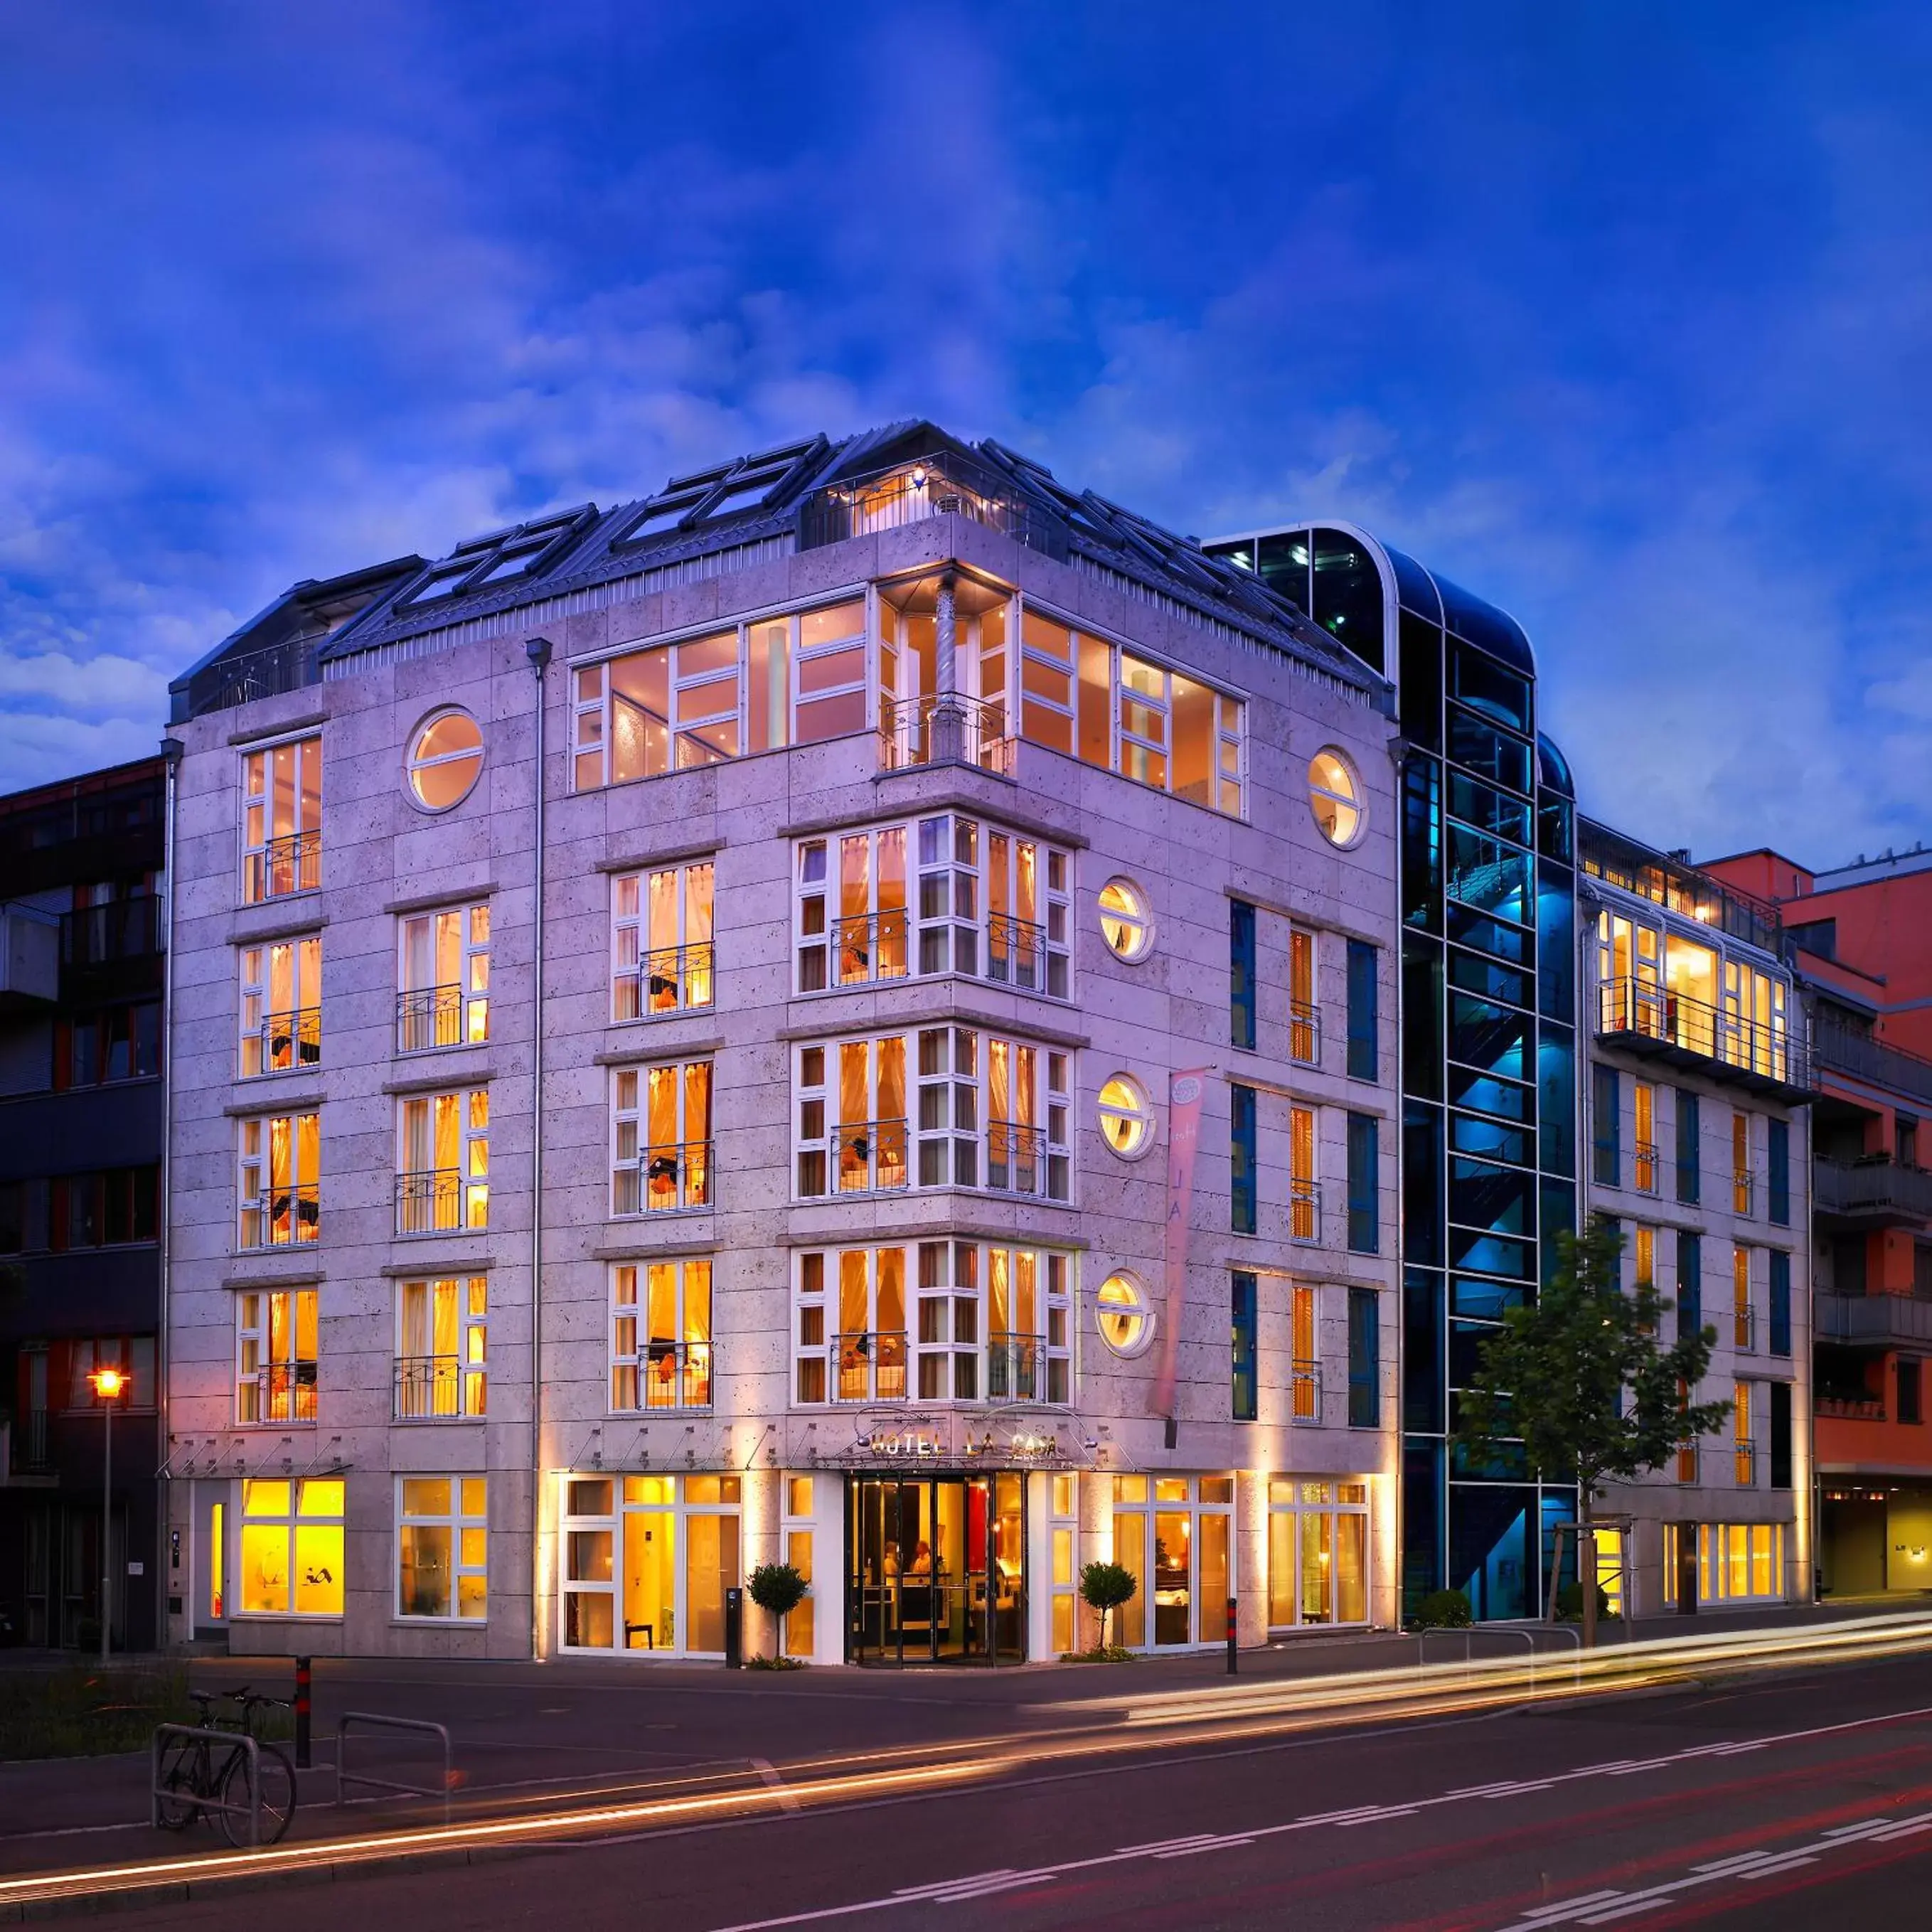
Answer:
[[240, 937, 321, 1074], [794, 1032, 1069, 1200], [397, 1477, 487, 1620], [396, 1091, 489, 1233], [238, 1478, 343, 1617], [242, 735, 321, 902], [793, 1242, 1072, 1406], [613, 864, 713, 1018], [611, 1259, 713, 1410], [613, 1062, 713, 1213], [562, 1473, 741, 1655], [238, 1112, 319, 1249], [237, 1288, 317, 1424]]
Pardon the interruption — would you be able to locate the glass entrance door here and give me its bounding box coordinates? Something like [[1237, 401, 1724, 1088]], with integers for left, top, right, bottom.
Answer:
[[848, 1474, 1026, 1665]]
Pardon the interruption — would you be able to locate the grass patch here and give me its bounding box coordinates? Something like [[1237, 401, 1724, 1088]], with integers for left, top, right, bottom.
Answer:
[[0, 1666, 294, 1761]]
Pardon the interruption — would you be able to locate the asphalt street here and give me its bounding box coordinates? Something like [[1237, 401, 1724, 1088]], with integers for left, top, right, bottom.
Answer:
[[28, 1639, 1932, 1931]]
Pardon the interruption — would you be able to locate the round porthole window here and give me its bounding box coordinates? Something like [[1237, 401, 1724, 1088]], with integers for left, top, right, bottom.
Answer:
[[1098, 878, 1153, 963], [408, 709, 484, 811], [1096, 1271, 1153, 1357], [1097, 1074, 1156, 1159], [1308, 748, 1363, 848]]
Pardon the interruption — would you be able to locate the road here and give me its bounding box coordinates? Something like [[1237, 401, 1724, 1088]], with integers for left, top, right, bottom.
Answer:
[[32, 1633, 1932, 1931]]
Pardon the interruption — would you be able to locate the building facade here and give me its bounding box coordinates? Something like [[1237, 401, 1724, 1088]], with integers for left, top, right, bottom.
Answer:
[[1579, 823, 1813, 1614], [0, 759, 169, 1650], [161, 424, 1404, 1664]]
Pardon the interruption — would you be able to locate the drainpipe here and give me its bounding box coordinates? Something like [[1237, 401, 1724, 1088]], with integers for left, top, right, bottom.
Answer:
[[525, 637, 552, 1661], [157, 735, 183, 1649]]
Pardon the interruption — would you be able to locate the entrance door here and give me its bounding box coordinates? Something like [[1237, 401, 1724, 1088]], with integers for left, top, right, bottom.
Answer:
[[848, 1475, 1026, 1665]]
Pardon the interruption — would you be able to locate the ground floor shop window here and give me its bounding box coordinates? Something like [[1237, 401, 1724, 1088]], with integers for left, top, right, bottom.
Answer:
[[1048, 1473, 1078, 1653], [397, 1477, 487, 1620], [1266, 1479, 1369, 1628], [560, 1473, 741, 1654], [238, 1478, 343, 1617], [1663, 1521, 1786, 1604], [1112, 1474, 1233, 1648], [782, 1476, 816, 1660]]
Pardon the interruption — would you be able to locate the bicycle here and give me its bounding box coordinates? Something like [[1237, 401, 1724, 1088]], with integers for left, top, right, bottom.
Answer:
[[155, 1685, 299, 1846]]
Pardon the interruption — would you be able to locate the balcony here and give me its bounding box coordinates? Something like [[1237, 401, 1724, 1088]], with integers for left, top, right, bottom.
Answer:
[[612, 1141, 713, 1215], [819, 1121, 909, 1197], [245, 1006, 320, 1077], [878, 695, 1014, 778], [615, 943, 715, 1020], [832, 1331, 908, 1404], [614, 1340, 713, 1413], [1594, 977, 1813, 1103], [986, 1121, 1047, 1197], [1290, 1179, 1321, 1244], [799, 454, 1067, 560], [1815, 1292, 1932, 1350], [61, 895, 163, 969], [245, 829, 321, 904], [240, 1362, 317, 1426], [393, 1355, 485, 1420], [1289, 1000, 1320, 1067], [396, 984, 489, 1053], [1813, 1012, 1932, 1108], [1816, 1394, 1887, 1423], [1815, 1156, 1932, 1229], [395, 1168, 487, 1236], [1731, 1304, 1757, 1354], [825, 912, 909, 989]]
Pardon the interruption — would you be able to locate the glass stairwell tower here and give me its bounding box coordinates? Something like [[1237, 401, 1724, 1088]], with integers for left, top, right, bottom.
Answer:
[[1203, 525, 1580, 1621]]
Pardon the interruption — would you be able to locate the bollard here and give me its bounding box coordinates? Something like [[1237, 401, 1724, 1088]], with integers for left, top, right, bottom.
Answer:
[[294, 1656, 311, 1769], [1226, 1596, 1238, 1675], [723, 1587, 744, 1668]]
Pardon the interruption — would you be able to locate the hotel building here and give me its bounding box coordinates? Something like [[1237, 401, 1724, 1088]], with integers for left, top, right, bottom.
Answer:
[[160, 423, 1402, 1664]]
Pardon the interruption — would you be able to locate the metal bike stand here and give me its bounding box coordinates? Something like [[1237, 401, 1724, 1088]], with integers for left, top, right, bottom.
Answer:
[[336, 1712, 454, 1825], [151, 1724, 260, 1848]]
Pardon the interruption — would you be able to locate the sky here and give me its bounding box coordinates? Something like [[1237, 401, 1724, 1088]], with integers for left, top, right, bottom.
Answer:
[[3, 1, 1930, 866]]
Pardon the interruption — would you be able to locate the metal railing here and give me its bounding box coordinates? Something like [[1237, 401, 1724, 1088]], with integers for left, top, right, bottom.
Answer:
[[799, 454, 1067, 559], [151, 1725, 259, 1846], [180, 635, 320, 720], [986, 1121, 1047, 1196], [612, 1141, 713, 1215], [245, 829, 321, 903], [336, 1712, 452, 1825], [617, 1339, 715, 1411], [239, 1191, 319, 1249], [396, 984, 488, 1052], [395, 1168, 485, 1235], [1816, 1293, 1932, 1348], [877, 695, 1015, 776], [1815, 1156, 1932, 1223], [986, 912, 1058, 995], [1732, 1168, 1757, 1216], [1632, 1141, 1660, 1194], [1291, 1358, 1323, 1422], [615, 941, 715, 1019], [1813, 1011, 1932, 1106], [1289, 1001, 1321, 1066], [61, 897, 163, 966], [832, 1330, 908, 1404], [986, 1334, 1042, 1402], [1731, 1302, 1756, 1352], [393, 1355, 484, 1420], [1734, 1439, 1757, 1486], [831, 1119, 909, 1195], [1596, 977, 1807, 1090], [247, 1006, 321, 1075], [828, 911, 909, 987], [240, 1362, 318, 1426], [1290, 1179, 1321, 1244], [1815, 1393, 1887, 1421]]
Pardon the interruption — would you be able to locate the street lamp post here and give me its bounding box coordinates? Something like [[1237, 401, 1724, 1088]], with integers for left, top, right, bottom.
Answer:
[[88, 1367, 127, 1665]]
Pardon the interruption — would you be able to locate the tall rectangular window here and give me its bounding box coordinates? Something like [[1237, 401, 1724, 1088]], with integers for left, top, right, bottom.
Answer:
[[614, 864, 713, 1018], [1768, 1249, 1791, 1358], [611, 1260, 713, 1410], [242, 735, 321, 902], [1346, 1114, 1379, 1254], [1677, 1230, 1702, 1340], [395, 1276, 487, 1419], [397, 1091, 490, 1233], [1289, 929, 1318, 1064], [613, 1063, 714, 1214], [1290, 1106, 1318, 1243], [1230, 1083, 1257, 1235], [397, 904, 491, 1051], [240, 936, 321, 1076], [1347, 1287, 1379, 1428], [1675, 1089, 1700, 1204], [1232, 1271, 1258, 1422], [1899, 1360, 1923, 1428], [238, 1112, 319, 1249], [1633, 1082, 1658, 1193], [1733, 1244, 1753, 1352], [1291, 1285, 1318, 1419], [1346, 939, 1378, 1082], [1767, 1119, 1790, 1227], [239, 1478, 343, 1617], [236, 1288, 318, 1424], [1733, 1111, 1754, 1215], [1769, 1382, 1793, 1488], [1734, 1382, 1754, 1486], [397, 1476, 487, 1621], [1592, 1064, 1620, 1186], [1229, 900, 1256, 1050]]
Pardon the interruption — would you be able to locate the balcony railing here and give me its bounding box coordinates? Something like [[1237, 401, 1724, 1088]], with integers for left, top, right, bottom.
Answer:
[[396, 984, 489, 1053], [1291, 1358, 1323, 1422], [877, 695, 1014, 777], [1290, 1178, 1320, 1244], [612, 1141, 713, 1215], [614, 1340, 714, 1412], [395, 1168, 486, 1235], [616, 942, 715, 1020], [245, 830, 321, 903], [1813, 1011, 1932, 1107], [986, 1335, 1042, 1403], [830, 1120, 909, 1195], [179, 634, 320, 721], [832, 1330, 908, 1404], [393, 1354, 486, 1419], [61, 896, 163, 968], [986, 913, 1063, 997], [1734, 1439, 1757, 1487], [828, 912, 909, 988], [1732, 1303, 1756, 1352], [1732, 1168, 1756, 1216], [247, 1007, 320, 1076], [240, 1362, 318, 1426], [1815, 1293, 1932, 1349], [1596, 977, 1810, 1096], [239, 1190, 319, 1249], [1815, 1156, 1932, 1227], [1816, 1394, 1887, 1421], [1633, 1141, 1660, 1194], [986, 1121, 1047, 1197], [799, 454, 1067, 560], [1289, 1001, 1320, 1067]]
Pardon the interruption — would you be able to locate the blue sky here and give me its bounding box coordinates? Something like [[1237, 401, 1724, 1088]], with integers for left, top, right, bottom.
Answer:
[[3, 1, 1929, 865]]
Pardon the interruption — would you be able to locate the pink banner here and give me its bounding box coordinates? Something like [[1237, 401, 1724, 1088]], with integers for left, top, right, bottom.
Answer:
[[1148, 1069, 1209, 1424]]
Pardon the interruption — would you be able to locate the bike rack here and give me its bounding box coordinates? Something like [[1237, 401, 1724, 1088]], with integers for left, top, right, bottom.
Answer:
[[1415, 1623, 1586, 1687], [151, 1724, 260, 1848], [336, 1712, 453, 1824]]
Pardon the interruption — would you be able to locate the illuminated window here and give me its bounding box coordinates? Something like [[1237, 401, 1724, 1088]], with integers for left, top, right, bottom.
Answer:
[[397, 904, 490, 1052], [407, 710, 484, 811], [612, 1062, 713, 1214], [1266, 1478, 1370, 1628], [1308, 749, 1363, 848], [397, 1476, 487, 1621], [394, 1276, 487, 1420], [1096, 1271, 1152, 1357], [1098, 1075, 1154, 1159], [241, 736, 321, 902], [610, 1260, 713, 1411], [614, 865, 714, 1018], [560, 1473, 742, 1656], [1099, 879, 1153, 962], [238, 1112, 319, 1249], [396, 1091, 489, 1233], [236, 1288, 317, 1426], [238, 1478, 343, 1618], [240, 936, 321, 1076]]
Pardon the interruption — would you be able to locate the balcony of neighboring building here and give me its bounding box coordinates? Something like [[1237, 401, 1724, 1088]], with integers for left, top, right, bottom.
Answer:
[[1815, 1156, 1932, 1230], [1815, 1291, 1932, 1351], [1813, 1009, 1932, 1111]]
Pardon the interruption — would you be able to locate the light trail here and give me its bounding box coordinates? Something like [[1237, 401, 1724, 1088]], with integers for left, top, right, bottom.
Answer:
[[8, 1610, 1932, 1909]]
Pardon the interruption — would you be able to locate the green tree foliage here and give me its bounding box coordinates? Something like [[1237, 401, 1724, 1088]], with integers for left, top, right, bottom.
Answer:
[[1456, 1217, 1731, 1648], [1078, 1561, 1138, 1651], [746, 1562, 808, 1663]]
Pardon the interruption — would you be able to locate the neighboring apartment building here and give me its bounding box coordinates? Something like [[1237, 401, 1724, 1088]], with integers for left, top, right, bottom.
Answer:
[[1204, 524, 1582, 1621], [0, 759, 168, 1650], [1707, 844, 1932, 1594], [161, 422, 1404, 1665], [1579, 823, 1813, 1615]]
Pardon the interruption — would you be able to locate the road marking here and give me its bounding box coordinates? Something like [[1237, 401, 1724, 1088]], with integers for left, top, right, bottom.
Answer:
[[751, 1759, 801, 1814]]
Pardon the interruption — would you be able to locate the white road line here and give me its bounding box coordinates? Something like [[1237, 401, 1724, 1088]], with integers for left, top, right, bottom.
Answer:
[[751, 1759, 801, 1815]]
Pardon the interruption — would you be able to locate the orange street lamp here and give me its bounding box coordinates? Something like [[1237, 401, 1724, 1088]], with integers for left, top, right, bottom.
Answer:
[[88, 1367, 128, 1664]]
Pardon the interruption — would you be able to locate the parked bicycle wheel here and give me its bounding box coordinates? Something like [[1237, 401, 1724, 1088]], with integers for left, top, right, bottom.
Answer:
[[218, 1741, 298, 1847], [154, 1735, 206, 1830]]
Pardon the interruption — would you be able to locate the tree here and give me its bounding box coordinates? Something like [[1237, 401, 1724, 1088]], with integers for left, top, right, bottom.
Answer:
[[1456, 1217, 1731, 1650], [745, 1562, 808, 1663], [1078, 1561, 1137, 1653]]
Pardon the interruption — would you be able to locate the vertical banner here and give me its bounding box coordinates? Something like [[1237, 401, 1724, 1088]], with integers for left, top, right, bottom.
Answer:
[[1149, 1069, 1209, 1426]]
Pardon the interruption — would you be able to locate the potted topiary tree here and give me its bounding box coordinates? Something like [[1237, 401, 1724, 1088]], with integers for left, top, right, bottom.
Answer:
[[745, 1562, 808, 1667], [1077, 1561, 1138, 1658]]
